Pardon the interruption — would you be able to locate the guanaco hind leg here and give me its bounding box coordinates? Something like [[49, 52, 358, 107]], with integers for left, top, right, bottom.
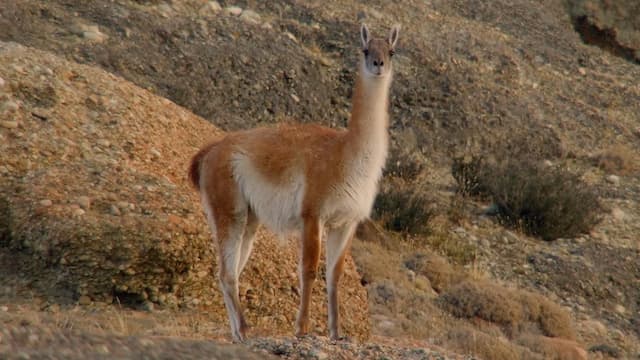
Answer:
[[215, 207, 249, 342], [236, 209, 258, 334], [201, 175, 251, 343], [237, 208, 258, 276]]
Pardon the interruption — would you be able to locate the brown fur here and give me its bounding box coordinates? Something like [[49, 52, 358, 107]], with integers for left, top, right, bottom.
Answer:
[[189, 24, 400, 342], [188, 141, 218, 189]]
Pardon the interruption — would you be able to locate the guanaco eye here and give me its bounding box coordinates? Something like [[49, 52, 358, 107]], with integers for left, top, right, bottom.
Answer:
[[363, 49, 369, 56], [389, 49, 395, 57]]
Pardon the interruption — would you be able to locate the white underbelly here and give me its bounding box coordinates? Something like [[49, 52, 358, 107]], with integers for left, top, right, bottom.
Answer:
[[232, 155, 305, 236]]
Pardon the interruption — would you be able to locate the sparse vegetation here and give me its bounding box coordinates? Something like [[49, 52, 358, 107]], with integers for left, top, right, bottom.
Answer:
[[451, 155, 490, 197], [439, 281, 524, 332], [351, 240, 447, 340], [452, 156, 602, 240], [446, 326, 539, 360], [384, 149, 426, 180], [423, 228, 477, 265], [373, 182, 433, 235], [438, 280, 576, 340], [593, 144, 639, 175], [404, 252, 466, 293], [3, 0, 640, 357], [517, 334, 587, 360]]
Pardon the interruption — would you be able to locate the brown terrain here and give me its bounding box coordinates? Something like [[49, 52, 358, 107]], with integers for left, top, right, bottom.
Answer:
[[1, 0, 639, 359]]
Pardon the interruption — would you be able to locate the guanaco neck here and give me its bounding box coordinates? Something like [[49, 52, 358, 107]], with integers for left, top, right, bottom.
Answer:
[[345, 60, 392, 164]]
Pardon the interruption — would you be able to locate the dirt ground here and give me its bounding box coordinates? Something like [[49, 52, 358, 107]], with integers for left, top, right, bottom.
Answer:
[[1, 0, 640, 358]]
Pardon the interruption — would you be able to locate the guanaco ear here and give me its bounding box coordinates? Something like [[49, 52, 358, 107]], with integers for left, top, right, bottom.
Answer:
[[360, 23, 370, 50], [388, 24, 401, 50]]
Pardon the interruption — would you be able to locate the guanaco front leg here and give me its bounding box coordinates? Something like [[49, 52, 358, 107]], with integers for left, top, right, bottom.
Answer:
[[296, 216, 321, 337], [326, 222, 357, 340]]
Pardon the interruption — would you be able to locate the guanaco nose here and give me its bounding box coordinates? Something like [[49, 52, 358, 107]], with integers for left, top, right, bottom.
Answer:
[[373, 59, 384, 74]]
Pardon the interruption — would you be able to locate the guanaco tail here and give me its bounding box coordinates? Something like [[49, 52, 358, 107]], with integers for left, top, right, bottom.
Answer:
[[188, 23, 400, 342]]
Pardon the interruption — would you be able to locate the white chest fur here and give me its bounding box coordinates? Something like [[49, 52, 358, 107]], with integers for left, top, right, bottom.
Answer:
[[323, 74, 390, 227]]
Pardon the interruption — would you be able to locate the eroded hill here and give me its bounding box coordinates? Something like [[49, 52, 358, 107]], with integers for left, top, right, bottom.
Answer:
[[1, 0, 640, 359]]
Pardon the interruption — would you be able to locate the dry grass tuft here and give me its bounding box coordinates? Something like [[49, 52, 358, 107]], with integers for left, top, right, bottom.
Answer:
[[352, 239, 411, 288], [446, 326, 541, 360], [517, 334, 588, 360], [593, 144, 639, 175], [451, 155, 491, 197], [518, 293, 576, 340], [422, 227, 477, 265], [351, 239, 452, 340], [384, 149, 426, 180], [404, 252, 466, 293], [439, 281, 524, 330], [438, 280, 576, 340]]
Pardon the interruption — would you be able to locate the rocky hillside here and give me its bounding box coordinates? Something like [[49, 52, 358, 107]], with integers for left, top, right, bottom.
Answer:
[[1, 0, 640, 359], [0, 40, 370, 347]]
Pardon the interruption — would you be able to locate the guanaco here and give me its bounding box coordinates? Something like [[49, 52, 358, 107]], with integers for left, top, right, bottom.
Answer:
[[189, 23, 400, 342]]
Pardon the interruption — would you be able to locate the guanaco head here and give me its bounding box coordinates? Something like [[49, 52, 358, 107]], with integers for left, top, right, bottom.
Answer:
[[360, 23, 400, 78]]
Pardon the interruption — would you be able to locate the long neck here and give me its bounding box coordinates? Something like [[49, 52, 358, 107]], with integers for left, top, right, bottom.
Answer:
[[346, 62, 392, 153]]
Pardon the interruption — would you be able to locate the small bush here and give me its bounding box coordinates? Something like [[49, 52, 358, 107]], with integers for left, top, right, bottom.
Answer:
[[424, 229, 477, 265], [439, 281, 524, 330], [384, 150, 425, 180], [517, 335, 587, 360], [452, 157, 602, 241], [447, 326, 539, 360], [451, 156, 491, 197], [404, 252, 465, 293], [373, 184, 433, 235], [593, 144, 639, 175], [352, 240, 408, 287], [438, 280, 576, 339], [518, 293, 576, 340], [489, 160, 601, 241]]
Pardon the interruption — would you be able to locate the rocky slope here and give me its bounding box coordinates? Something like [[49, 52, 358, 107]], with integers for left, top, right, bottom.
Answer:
[[1, 0, 640, 358], [0, 40, 370, 345]]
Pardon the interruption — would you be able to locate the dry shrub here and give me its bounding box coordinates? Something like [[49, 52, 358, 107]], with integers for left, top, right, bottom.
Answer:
[[424, 228, 477, 265], [489, 160, 601, 241], [438, 280, 576, 340], [404, 252, 466, 293], [447, 326, 542, 360], [373, 182, 433, 235], [355, 219, 389, 245], [452, 157, 602, 241], [385, 149, 426, 180], [439, 281, 524, 330], [451, 155, 491, 197], [593, 144, 639, 175], [369, 280, 401, 309], [517, 335, 588, 360], [352, 240, 409, 288], [519, 293, 576, 340], [351, 240, 447, 340]]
